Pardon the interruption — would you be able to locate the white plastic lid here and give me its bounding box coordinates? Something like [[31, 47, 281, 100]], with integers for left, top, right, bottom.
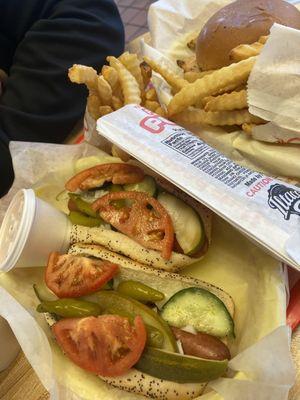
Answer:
[[0, 189, 36, 272]]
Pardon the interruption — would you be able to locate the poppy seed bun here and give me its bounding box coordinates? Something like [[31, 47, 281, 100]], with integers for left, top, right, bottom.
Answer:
[[196, 0, 300, 70]]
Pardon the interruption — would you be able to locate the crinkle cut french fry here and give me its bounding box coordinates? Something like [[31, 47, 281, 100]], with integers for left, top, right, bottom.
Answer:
[[112, 95, 123, 110], [184, 70, 214, 83], [119, 52, 144, 91], [68, 64, 98, 91], [258, 35, 269, 44], [229, 42, 263, 62], [107, 56, 141, 105], [205, 90, 248, 111], [102, 65, 119, 92], [187, 37, 197, 51], [140, 61, 152, 88], [177, 56, 199, 73], [145, 100, 160, 112], [111, 144, 131, 162], [214, 82, 246, 96], [99, 105, 113, 117], [145, 87, 158, 101], [173, 107, 263, 126], [87, 93, 102, 120], [97, 75, 112, 105], [102, 65, 123, 101], [155, 106, 167, 117], [168, 56, 256, 116], [242, 123, 257, 134], [143, 56, 188, 93]]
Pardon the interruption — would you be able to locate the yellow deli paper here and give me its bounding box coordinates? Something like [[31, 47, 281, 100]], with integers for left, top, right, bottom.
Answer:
[[144, 0, 300, 182], [0, 141, 295, 400]]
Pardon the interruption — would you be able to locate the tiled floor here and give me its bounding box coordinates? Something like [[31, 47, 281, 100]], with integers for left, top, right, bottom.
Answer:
[[115, 0, 155, 46]]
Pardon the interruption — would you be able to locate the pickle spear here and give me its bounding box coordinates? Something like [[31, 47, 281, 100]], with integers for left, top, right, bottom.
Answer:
[[135, 347, 228, 383]]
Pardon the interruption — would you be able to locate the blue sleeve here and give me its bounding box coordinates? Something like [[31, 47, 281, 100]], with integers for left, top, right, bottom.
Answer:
[[0, 0, 124, 197]]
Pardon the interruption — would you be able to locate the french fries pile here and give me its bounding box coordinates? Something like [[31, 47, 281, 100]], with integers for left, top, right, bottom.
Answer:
[[146, 34, 269, 133], [68, 35, 269, 135], [68, 52, 165, 121]]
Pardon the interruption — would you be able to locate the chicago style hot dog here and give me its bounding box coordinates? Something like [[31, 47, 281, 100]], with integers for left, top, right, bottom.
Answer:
[[63, 157, 212, 272], [37, 243, 235, 400]]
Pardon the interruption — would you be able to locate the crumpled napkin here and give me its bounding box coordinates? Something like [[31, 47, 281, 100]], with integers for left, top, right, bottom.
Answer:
[[248, 23, 300, 144]]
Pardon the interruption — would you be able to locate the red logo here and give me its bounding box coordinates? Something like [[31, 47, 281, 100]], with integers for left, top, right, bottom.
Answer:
[[137, 106, 176, 134]]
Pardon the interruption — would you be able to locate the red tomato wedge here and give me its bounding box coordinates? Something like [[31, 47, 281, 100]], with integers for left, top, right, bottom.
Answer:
[[65, 163, 144, 192], [287, 279, 300, 331], [92, 191, 174, 260], [45, 252, 119, 298], [52, 315, 147, 377]]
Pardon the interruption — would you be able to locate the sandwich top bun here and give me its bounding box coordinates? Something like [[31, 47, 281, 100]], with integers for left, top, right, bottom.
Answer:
[[196, 0, 300, 70]]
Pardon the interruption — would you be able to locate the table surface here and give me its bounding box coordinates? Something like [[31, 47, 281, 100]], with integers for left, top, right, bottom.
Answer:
[[0, 352, 48, 399]]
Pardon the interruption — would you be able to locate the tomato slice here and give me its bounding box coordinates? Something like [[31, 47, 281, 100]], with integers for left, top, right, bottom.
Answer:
[[65, 163, 144, 192], [52, 315, 147, 377], [92, 191, 174, 259], [287, 279, 300, 331], [45, 252, 119, 298]]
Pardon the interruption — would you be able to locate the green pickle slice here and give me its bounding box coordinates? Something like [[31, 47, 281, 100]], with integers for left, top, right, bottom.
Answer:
[[135, 347, 228, 383]]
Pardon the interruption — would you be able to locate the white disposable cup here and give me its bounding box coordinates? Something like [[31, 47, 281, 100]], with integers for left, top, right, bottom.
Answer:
[[0, 189, 71, 272], [0, 317, 19, 371]]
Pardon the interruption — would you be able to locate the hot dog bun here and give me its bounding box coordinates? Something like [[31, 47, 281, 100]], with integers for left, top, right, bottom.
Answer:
[[46, 243, 234, 400], [196, 0, 300, 70]]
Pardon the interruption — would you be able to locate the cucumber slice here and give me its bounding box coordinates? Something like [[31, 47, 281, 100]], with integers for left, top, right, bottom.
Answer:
[[157, 192, 205, 255], [124, 175, 157, 197], [135, 347, 228, 383], [160, 287, 234, 337]]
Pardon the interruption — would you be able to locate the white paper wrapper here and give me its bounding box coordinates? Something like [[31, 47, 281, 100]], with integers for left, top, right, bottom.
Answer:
[[142, 0, 300, 181], [98, 105, 300, 270], [248, 23, 300, 144], [0, 140, 296, 400]]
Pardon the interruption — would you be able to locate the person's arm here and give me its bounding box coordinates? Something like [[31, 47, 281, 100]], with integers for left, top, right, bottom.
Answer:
[[0, 139, 13, 198], [0, 0, 124, 197]]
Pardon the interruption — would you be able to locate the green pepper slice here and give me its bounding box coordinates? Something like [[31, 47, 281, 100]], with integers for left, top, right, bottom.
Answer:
[[95, 290, 177, 352], [117, 280, 165, 303], [37, 299, 102, 318], [68, 211, 103, 227]]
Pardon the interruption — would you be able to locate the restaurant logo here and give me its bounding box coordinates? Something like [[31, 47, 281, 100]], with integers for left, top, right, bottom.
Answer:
[[268, 184, 300, 220], [138, 106, 175, 134]]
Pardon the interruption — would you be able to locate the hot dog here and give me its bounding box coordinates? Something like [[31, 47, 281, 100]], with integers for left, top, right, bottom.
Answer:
[[63, 156, 212, 272], [37, 243, 234, 400]]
